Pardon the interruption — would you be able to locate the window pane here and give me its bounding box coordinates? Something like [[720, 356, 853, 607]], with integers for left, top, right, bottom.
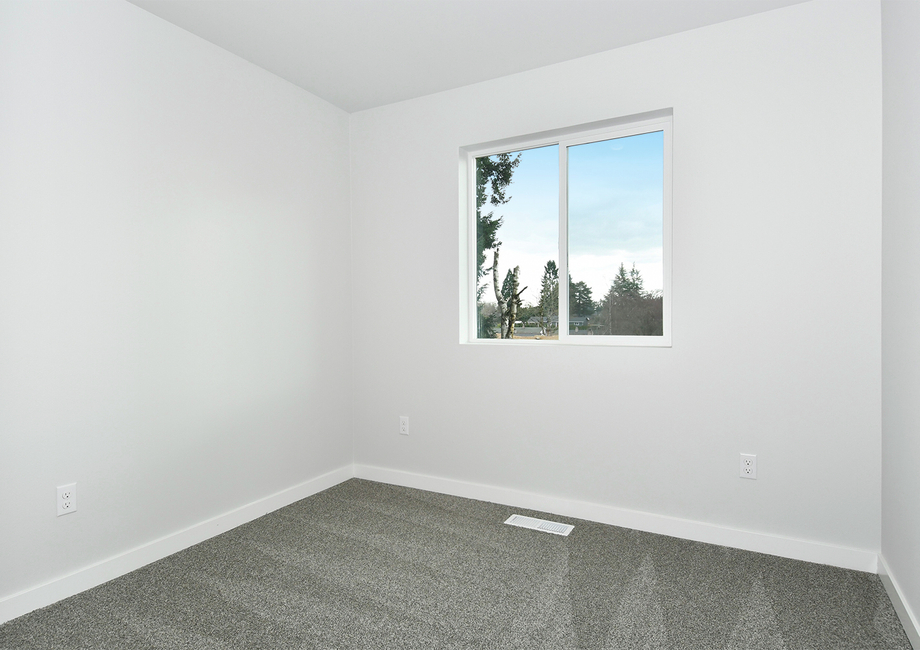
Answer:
[[476, 145, 558, 339], [568, 131, 664, 336]]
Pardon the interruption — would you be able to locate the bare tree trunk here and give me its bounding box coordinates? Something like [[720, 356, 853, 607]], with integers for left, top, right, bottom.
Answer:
[[492, 249, 526, 339], [506, 266, 521, 338], [492, 249, 508, 338]]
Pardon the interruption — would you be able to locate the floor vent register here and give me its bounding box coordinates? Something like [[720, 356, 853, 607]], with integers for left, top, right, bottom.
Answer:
[[504, 514, 574, 536]]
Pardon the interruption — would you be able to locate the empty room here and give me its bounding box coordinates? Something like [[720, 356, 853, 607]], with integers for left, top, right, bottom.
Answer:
[[1, 0, 918, 647]]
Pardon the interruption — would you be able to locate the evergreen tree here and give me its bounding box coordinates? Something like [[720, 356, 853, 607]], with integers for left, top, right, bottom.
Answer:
[[537, 260, 559, 334], [475, 153, 520, 337], [600, 263, 662, 336], [569, 278, 595, 317]]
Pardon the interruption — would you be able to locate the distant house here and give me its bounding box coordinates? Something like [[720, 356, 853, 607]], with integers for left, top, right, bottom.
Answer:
[[543, 316, 590, 327], [525, 315, 591, 332]]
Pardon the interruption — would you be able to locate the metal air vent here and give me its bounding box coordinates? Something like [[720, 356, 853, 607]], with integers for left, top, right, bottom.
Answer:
[[504, 514, 574, 536]]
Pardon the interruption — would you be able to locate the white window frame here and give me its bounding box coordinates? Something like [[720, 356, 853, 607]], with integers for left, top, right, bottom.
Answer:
[[460, 110, 672, 347]]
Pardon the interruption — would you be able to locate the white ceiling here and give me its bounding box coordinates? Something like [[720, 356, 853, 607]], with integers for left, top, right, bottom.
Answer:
[[126, 0, 809, 113]]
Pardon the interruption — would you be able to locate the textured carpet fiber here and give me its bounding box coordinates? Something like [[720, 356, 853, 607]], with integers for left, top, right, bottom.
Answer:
[[0, 479, 912, 649]]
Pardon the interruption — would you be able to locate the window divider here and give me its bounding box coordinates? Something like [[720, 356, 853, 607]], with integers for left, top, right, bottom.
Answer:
[[558, 142, 570, 343]]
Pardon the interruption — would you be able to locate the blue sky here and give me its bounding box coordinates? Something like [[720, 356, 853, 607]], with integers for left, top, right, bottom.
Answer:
[[480, 130, 663, 306]]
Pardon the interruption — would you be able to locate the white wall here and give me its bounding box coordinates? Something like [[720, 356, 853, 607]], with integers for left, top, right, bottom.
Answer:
[[882, 0, 920, 640], [350, 0, 882, 556], [2, 0, 904, 630], [0, 0, 351, 608]]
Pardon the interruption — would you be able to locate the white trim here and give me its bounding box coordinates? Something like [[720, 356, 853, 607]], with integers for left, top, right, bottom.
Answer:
[[879, 554, 920, 649], [558, 140, 570, 336], [353, 464, 879, 573], [463, 111, 673, 160], [458, 150, 474, 343], [0, 465, 354, 626]]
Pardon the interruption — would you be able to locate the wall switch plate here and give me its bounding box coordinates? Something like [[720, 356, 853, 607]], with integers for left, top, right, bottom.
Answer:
[[57, 483, 77, 516], [740, 453, 757, 479], [399, 416, 409, 435]]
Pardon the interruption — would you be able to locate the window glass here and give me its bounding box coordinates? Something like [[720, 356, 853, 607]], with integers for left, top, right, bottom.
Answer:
[[567, 130, 664, 336], [476, 145, 558, 339]]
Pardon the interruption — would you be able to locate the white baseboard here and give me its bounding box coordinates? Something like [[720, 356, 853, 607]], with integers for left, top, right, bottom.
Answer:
[[2, 464, 886, 628], [354, 464, 879, 573], [879, 554, 920, 649], [0, 465, 353, 626]]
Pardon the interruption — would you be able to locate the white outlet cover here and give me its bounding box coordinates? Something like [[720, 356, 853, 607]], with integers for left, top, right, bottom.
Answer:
[[740, 453, 757, 480], [57, 483, 77, 516], [399, 416, 409, 435]]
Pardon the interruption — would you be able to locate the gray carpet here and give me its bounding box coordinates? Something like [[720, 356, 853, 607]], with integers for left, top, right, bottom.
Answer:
[[0, 479, 912, 649]]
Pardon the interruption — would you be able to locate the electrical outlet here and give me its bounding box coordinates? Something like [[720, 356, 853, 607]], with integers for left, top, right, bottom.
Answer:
[[399, 416, 409, 436], [57, 483, 77, 516], [740, 454, 757, 480]]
